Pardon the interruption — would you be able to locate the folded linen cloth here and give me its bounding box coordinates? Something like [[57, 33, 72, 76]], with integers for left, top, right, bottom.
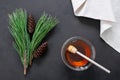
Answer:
[[71, 0, 120, 53]]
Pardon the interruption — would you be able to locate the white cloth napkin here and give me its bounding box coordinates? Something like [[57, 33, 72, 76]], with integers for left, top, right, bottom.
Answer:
[[71, 0, 120, 53]]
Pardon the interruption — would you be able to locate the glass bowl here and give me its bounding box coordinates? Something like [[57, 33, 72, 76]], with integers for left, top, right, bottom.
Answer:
[[61, 36, 96, 71]]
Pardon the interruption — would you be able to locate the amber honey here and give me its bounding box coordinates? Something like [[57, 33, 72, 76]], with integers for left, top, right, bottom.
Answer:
[[65, 40, 92, 67]]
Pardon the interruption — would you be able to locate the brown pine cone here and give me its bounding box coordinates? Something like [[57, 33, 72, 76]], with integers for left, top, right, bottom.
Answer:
[[33, 42, 48, 58], [27, 14, 36, 34]]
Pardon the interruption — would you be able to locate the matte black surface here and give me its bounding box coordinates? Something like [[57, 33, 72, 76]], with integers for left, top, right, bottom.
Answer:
[[0, 0, 120, 80]]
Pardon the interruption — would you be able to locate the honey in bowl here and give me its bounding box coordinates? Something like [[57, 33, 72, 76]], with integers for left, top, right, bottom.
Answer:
[[65, 40, 92, 67], [61, 36, 95, 71]]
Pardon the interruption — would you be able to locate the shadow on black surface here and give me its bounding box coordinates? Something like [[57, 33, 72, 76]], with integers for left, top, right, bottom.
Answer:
[[77, 17, 100, 29], [65, 67, 97, 80], [60, 64, 111, 80]]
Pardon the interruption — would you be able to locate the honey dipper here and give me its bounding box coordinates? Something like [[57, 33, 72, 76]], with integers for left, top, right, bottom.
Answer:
[[67, 45, 111, 74]]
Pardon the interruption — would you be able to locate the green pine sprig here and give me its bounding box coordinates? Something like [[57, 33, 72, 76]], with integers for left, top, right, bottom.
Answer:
[[8, 9, 58, 75], [29, 13, 58, 60], [8, 9, 30, 75]]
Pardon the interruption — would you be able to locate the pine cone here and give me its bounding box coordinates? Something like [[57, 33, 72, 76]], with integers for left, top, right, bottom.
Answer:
[[27, 14, 36, 34], [33, 42, 48, 58]]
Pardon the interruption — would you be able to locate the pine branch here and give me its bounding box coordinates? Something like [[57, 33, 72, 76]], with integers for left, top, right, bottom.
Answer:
[[29, 13, 58, 64], [30, 13, 58, 53], [8, 9, 59, 75], [8, 9, 30, 75]]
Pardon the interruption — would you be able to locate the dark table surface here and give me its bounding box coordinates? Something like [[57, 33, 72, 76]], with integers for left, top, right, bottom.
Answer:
[[0, 0, 120, 80]]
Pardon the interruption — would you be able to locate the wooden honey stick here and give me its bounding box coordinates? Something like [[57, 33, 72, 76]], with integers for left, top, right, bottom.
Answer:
[[67, 45, 111, 74]]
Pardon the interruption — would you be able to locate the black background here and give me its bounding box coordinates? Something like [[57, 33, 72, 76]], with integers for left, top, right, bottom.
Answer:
[[0, 0, 120, 80]]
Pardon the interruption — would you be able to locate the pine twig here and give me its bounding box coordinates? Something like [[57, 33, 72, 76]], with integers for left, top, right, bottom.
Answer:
[[9, 9, 58, 75], [8, 9, 30, 75], [24, 57, 27, 75], [29, 13, 59, 61]]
